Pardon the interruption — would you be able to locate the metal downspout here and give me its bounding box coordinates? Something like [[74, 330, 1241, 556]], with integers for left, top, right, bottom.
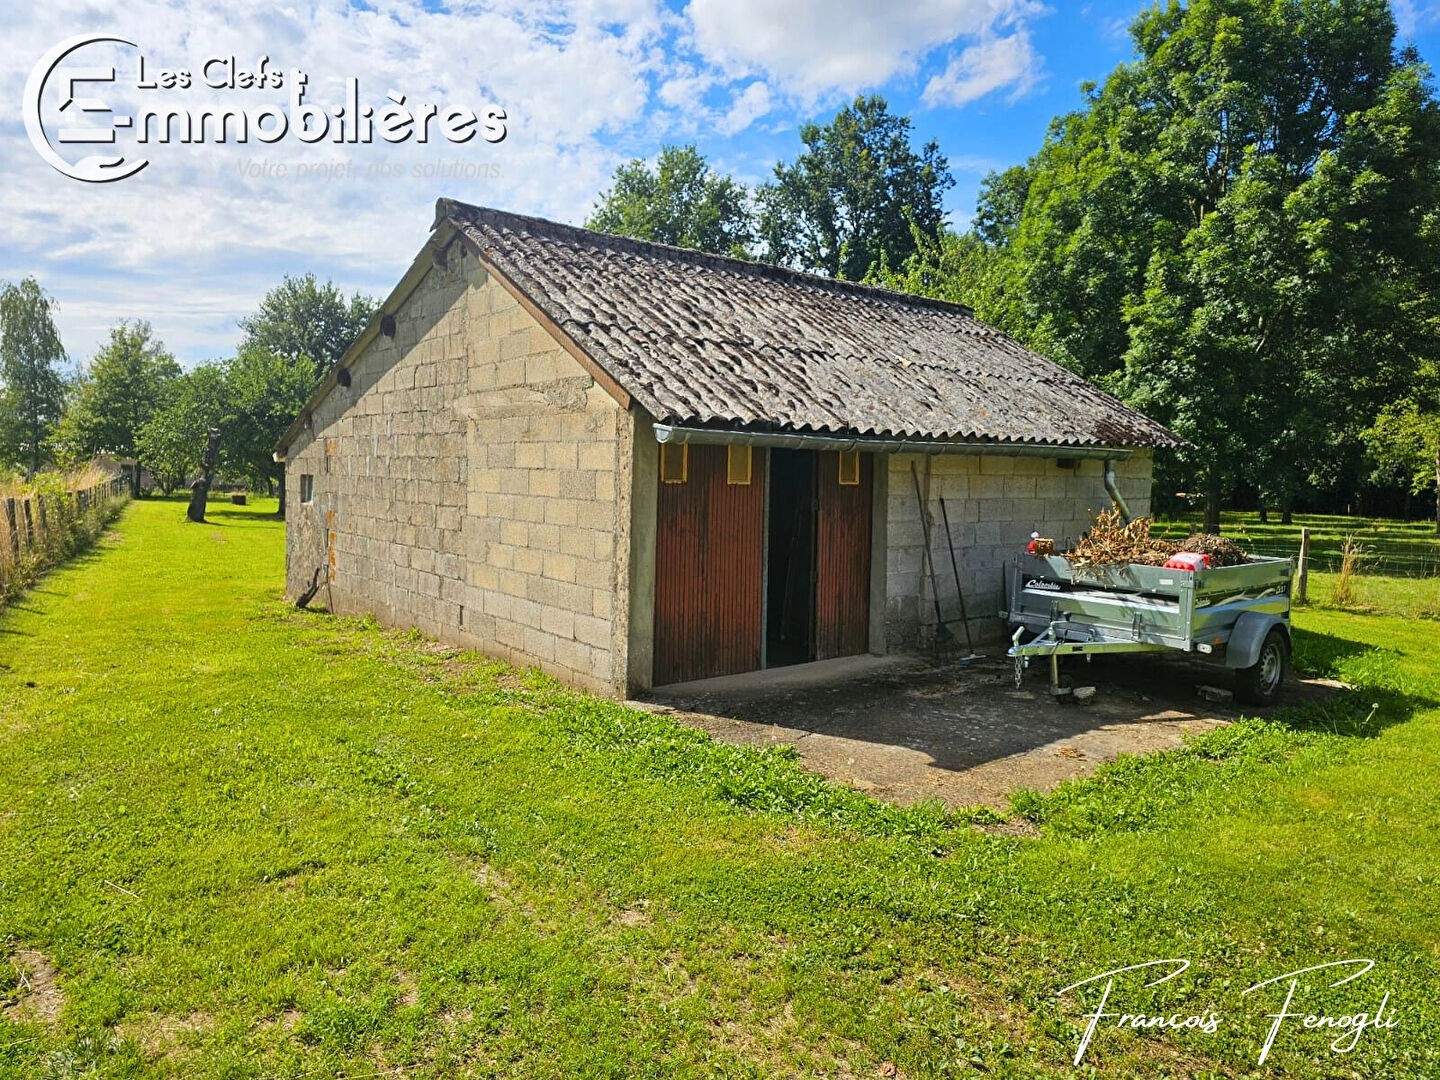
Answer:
[[1104, 459, 1132, 522]]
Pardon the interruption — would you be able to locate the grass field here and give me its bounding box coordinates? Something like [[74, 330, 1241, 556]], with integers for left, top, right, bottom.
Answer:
[[1153, 510, 1440, 578], [2, 499, 1438, 1078]]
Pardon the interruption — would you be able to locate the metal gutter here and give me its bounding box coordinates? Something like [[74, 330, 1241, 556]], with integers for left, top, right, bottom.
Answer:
[[651, 424, 1133, 460]]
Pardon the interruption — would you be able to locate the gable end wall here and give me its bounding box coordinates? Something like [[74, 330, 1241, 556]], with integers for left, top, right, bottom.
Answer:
[[284, 243, 630, 694]]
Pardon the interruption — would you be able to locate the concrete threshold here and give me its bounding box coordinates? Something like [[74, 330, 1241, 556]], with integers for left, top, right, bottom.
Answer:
[[638, 653, 925, 702]]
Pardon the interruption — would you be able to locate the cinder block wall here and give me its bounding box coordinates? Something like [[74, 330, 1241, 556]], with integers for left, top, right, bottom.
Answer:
[[459, 254, 631, 695], [285, 252, 470, 638], [285, 238, 631, 694], [883, 451, 1153, 649]]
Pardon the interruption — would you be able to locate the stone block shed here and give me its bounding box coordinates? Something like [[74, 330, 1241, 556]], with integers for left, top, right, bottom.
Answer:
[[275, 200, 1181, 696]]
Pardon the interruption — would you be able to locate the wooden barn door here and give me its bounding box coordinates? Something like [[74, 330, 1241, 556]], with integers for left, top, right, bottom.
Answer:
[[814, 451, 872, 660], [653, 444, 766, 685]]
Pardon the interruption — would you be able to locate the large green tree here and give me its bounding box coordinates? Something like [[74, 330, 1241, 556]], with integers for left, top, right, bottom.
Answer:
[[238, 274, 378, 382], [888, 0, 1440, 530], [224, 345, 317, 515], [53, 321, 180, 481], [134, 363, 229, 495], [1366, 358, 1440, 534], [758, 95, 954, 281], [0, 278, 67, 476], [587, 145, 753, 256]]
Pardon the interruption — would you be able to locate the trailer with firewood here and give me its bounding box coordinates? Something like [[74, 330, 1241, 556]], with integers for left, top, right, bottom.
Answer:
[[1002, 551, 1295, 704]]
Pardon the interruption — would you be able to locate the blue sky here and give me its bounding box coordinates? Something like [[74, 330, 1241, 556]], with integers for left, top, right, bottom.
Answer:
[[3, 0, 1439, 368]]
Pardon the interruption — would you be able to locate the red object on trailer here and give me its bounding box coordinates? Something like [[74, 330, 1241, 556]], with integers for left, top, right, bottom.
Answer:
[[1163, 552, 1211, 572]]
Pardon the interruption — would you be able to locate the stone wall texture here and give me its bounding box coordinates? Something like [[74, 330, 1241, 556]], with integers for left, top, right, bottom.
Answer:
[[883, 451, 1153, 649], [284, 241, 631, 693]]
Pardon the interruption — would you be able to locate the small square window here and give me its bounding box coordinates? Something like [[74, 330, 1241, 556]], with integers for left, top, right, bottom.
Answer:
[[660, 442, 688, 484], [726, 445, 752, 485], [300, 474, 315, 503], [838, 451, 861, 486]]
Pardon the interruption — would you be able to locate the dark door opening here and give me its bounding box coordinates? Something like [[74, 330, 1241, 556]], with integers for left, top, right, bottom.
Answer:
[[765, 448, 816, 667]]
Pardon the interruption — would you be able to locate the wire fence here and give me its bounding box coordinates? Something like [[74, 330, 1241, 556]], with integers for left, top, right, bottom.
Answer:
[[1151, 517, 1440, 579], [0, 475, 130, 602], [1238, 538, 1440, 578]]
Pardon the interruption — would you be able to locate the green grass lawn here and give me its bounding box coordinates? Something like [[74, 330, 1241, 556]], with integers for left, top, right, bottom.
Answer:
[[2, 499, 1439, 1078], [1153, 510, 1440, 577]]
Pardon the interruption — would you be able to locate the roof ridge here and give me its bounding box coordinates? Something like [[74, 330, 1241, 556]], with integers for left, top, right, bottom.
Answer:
[[436, 198, 976, 317]]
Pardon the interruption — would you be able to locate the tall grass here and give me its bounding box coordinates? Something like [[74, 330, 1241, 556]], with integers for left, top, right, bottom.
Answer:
[[0, 466, 128, 606], [1331, 533, 1372, 608]]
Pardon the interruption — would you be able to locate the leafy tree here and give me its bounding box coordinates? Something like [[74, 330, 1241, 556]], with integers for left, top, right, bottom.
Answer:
[[588, 145, 754, 256], [866, 224, 1008, 316], [135, 363, 228, 495], [0, 278, 66, 476], [758, 95, 954, 281], [53, 321, 180, 482], [238, 274, 378, 382], [1366, 359, 1440, 534], [223, 346, 316, 515], [894, 0, 1440, 530]]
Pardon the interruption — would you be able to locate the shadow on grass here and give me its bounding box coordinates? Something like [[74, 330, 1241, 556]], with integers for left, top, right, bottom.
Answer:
[[198, 508, 283, 525], [0, 540, 117, 632], [1291, 625, 1374, 671], [1280, 625, 1436, 739]]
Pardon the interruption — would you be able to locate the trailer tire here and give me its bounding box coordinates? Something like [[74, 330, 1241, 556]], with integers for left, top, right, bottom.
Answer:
[[1235, 627, 1288, 705]]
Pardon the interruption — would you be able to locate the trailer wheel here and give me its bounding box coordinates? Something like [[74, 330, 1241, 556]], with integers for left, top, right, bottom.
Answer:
[[1235, 627, 1288, 705]]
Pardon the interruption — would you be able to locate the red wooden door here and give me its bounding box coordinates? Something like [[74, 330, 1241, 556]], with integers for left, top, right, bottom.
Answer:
[[815, 451, 872, 660], [653, 445, 766, 684]]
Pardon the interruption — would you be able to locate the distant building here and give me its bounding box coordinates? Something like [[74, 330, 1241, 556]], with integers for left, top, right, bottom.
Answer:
[[275, 201, 1178, 695]]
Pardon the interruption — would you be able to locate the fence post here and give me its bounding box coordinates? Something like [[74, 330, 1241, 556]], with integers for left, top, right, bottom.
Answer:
[[36, 494, 47, 536], [1296, 527, 1309, 605], [4, 498, 17, 562], [22, 498, 34, 550]]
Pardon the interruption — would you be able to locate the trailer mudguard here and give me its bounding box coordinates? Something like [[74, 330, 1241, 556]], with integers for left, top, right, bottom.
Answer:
[[1225, 612, 1290, 669]]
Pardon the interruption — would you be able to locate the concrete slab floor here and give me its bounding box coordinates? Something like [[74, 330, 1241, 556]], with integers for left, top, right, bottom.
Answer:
[[633, 653, 1346, 811]]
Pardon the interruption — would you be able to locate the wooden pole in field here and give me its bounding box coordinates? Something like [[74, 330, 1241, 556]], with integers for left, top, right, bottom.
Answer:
[[1297, 527, 1309, 605], [4, 499, 17, 561]]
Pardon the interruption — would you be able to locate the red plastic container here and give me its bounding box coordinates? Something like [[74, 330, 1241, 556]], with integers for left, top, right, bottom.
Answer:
[[1163, 552, 1211, 572]]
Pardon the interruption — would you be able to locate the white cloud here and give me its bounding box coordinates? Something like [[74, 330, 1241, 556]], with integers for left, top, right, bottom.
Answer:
[[0, 0, 668, 364], [716, 82, 772, 136], [683, 0, 1041, 99], [1394, 0, 1440, 37], [0, 0, 1052, 366], [922, 29, 1040, 107]]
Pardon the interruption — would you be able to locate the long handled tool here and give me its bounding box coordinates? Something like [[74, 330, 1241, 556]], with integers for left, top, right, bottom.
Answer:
[[940, 498, 982, 661], [910, 462, 955, 652]]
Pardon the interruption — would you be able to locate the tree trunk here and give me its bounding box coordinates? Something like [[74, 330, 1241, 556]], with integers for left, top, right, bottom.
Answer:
[[187, 428, 222, 523], [1203, 475, 1222, 535], [1434, 446, 1439, 538], [1257, 505, 1268, 524], [1280, 498, 1293, 526]]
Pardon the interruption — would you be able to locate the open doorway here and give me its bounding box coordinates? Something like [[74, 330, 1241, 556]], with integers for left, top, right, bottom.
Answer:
[[765, 448, 816, 667]]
